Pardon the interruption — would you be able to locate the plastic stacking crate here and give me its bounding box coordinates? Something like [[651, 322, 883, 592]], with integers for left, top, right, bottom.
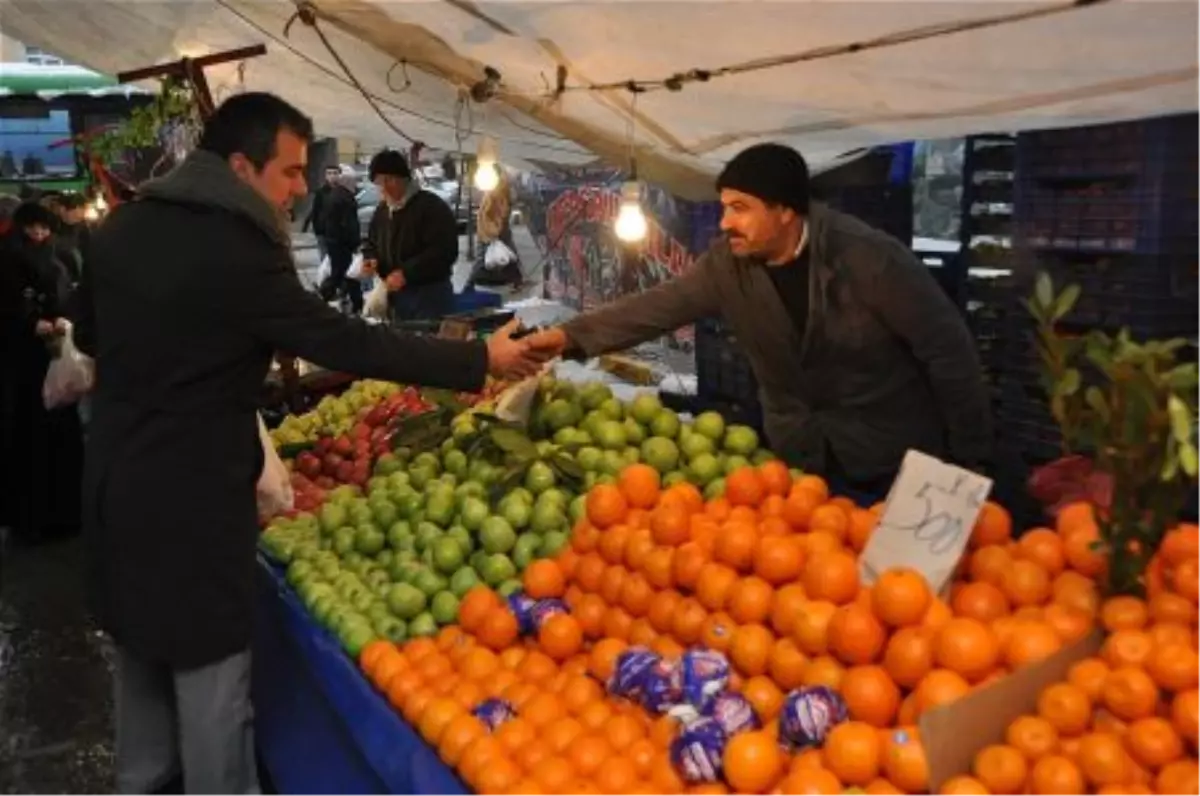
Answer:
[[1015, 114, 1199, 255], [694, 317, 760, 407], [1025, 253, 1198, 338]]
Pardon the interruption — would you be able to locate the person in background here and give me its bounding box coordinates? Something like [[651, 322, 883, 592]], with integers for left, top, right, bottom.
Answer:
[[472, 168, 523, 289], [527, 143, 992, 504], [74, 92, 555, 795], [361, 150, 459, 323], [0, 202, 83, 544], [302, 163, 341, 264], [316, 166, 364, 314]]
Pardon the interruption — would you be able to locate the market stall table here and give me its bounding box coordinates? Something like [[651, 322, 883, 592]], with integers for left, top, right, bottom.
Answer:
[[252, 556, 468, 795]]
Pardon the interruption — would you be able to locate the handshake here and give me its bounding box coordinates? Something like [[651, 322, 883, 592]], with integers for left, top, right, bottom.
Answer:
[[484, 322, 571, 380]]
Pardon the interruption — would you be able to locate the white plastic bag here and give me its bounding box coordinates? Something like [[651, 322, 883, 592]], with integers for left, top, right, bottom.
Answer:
[[257, 413, 294, 520], [346, 252, 366, 280], [316, 254, 332, 285], [363, 279, 390, 319], [484, 240, 516, 270], [42, 323, 94, 409]]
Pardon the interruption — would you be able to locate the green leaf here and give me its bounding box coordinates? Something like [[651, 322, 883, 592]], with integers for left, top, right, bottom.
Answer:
[[1034, 272, 1054, 311], [1057, 368, 1082, 397], [1022, 297, 1044, 324], [1052, 284, 1081, 321], [489, 427, 539, 460], [1085, 386, 1110, 422], [1168, 395, 1193, 444], [489, 464, 529, 503], [1180, 442, 1199, 478], [1051, 394, 1067, 424], [1165, 364, 1199, 391], [548, 452, 584, 481], [1161, 449, 1180, 481]]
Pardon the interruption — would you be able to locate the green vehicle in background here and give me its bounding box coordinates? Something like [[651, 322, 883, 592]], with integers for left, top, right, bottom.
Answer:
[[0, 62, 152, 197]]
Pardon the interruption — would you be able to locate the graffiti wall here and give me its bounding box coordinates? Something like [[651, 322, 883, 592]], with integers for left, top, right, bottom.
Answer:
[[522, 167, 707, 349]]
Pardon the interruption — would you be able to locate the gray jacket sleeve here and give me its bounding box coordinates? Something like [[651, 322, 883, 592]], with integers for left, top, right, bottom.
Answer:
[[861, 247, 993, 468], [560, 253, 721, 357]]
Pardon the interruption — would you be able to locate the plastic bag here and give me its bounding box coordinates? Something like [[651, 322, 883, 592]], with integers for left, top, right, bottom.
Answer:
[[1028, 454, 1113, 520], [484, 240, 516, 270], [43, 323, 95, 409], [346, 252, 366, 280], [316, 254, 332, 285], [363, 279, 390, 320], [257, 413, 294, 520]]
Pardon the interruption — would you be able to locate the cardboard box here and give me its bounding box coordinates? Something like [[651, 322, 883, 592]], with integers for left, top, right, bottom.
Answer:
[[920, 631, 1104, 790]]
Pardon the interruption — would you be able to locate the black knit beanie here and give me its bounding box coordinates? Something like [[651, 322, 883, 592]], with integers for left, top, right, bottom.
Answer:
[[716, 143, 810, 214], [368, 149, 411, 181]]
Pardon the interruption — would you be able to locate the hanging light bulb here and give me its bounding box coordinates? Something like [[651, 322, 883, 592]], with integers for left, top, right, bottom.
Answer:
[[473, 135, 500, 192], [614, 179, 647, 243]]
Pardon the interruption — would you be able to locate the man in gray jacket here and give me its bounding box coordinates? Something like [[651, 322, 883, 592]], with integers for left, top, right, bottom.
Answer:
[[530, 143, 991, 501]]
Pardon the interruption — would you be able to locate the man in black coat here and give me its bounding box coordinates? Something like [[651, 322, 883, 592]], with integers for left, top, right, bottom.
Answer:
[[316, 168, 363, 313], [74, 93, 553, 794], [301, 163, 341, 263], [361, 150, 459, 322], [527, 144, 991, 504]]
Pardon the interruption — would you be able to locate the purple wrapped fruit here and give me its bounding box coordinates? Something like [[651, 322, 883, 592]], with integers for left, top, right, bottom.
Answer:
[[606, 646, 660, 700], [706, 691, 761, 736], [471, 698, 516, 731], [639, 656, 683, 714], [506, 592, 538, 635], [530, 598, 568, 630], [778, 685, 849, 750], [680, 648, 731, 712], [669, 717, 727, 784]]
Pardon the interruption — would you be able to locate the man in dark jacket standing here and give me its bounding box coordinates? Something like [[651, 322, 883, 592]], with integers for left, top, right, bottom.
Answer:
[[302, 163, 340, 263], [75, 93, 553, 794], [316, 167, 364, 313], [528, 144, 991, 503], [361, 150, 459, 322]]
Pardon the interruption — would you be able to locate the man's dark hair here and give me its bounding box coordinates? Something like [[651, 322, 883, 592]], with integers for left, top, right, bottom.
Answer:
[[369, 149, 411, 181], [198, 92, 315, 170], [716, 143, 811, 215], [13, 201, 59, 230], [59, 192, 89, 210]]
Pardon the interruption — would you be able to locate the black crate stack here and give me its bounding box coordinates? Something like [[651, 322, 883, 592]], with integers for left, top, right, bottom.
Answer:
[[990, 113, 1200, 525]]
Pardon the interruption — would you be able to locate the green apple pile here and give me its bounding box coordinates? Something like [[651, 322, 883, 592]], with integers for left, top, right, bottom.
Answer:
[[261, 376, 780, 657], [269, 379, 403, 448], [529, 379, 775, 499], [261, 451, 578, 656]]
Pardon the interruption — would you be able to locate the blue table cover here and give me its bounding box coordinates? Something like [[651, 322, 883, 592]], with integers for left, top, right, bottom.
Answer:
[[253, 556, 469, 795]]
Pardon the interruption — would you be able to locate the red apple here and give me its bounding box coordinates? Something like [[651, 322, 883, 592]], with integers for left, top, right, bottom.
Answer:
[[296, 451, 322, 478], [332, 436, 353, 457], [335, 460, 356, 483], [322, 452, 344, 474], [315, 475, 335, 490]]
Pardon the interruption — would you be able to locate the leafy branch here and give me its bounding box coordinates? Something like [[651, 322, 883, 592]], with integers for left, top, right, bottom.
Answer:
[[1028, 272, 1198, 595], [88, 79, 199, 172]]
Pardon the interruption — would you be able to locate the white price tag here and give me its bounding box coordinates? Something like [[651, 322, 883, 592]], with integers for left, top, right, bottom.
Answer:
[[859, 450, 993, 594]]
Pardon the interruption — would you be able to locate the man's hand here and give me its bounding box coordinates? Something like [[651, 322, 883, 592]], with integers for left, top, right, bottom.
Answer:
[[486, 320, 558, 380], [361, 258, 378, 276], [35, 319, 54, 337], [523, 327, 570, 358], [385, 271, 406, 292]]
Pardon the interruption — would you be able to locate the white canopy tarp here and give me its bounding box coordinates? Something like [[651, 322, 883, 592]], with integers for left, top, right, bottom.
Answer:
[[2, 0, 1196, 199]]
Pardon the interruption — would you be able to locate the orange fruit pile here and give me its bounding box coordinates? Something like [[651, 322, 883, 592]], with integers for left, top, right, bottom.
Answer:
[[961, 523, 1199, 796], [355, 459, 1198, 795]]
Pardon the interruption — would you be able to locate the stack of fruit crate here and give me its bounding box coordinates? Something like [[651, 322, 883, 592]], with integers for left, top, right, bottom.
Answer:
[[993, 114, 1199, 525]]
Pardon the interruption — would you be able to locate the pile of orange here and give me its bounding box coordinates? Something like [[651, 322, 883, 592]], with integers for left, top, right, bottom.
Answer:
[[944, 523, 1199, 796], [355, 458, 1199, 795]]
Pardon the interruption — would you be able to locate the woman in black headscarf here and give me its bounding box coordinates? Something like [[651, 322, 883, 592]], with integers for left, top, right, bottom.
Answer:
[[0, 202, 84, 542]]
